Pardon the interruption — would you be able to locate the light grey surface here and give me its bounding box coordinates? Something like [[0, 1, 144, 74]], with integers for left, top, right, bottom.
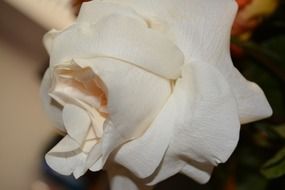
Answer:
[[0, 2, 55, 190], [4, 0, 75, 29]]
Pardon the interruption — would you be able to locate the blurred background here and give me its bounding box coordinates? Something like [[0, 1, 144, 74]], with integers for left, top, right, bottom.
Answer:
[[0, 0, 284, 190]]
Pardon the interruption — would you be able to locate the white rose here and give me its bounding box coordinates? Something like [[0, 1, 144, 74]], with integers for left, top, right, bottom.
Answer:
[[40, 0, 272, 189]]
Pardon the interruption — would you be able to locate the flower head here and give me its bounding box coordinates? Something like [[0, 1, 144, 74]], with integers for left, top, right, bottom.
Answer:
[[41, 0, 272, 188]]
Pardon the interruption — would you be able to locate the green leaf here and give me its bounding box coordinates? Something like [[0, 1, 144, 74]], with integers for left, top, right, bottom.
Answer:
[[262, 35, 285, 69], [231, 37, 285, 83], [262, 36, 285, 55], [237, 174, 268, 190], [273, 124, 285, 139], [261, 146, 285, 179]]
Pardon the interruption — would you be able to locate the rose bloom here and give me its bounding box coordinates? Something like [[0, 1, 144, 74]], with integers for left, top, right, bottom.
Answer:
[[41, 0, 272, 189]]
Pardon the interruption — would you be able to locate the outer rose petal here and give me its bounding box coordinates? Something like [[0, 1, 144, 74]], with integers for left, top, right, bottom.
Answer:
[[148, 62, 240, 184], [74, 57, 172, 165], [45, 135, 86, 177], [108, 163, 153, 190], [77, 1, 146, 25], [104, 0, 272, 124], [48, 14, 184, 79], [228, 69, 272, 124], [40, 69, 65, 131], [83, 143, 102, 171], [180, 163, 214, 184], [113, 86, 177, 178], [62, 104, 91, 144], [112, 59, 195, 178], [102, 0, 236, 66], [45, 128, 101, 178], [43, 29, 59, 55]]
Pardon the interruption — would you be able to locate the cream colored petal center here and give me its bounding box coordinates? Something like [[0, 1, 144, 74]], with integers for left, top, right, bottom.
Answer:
[[49, 63, 108, 154], [52, 63, 107, 115]]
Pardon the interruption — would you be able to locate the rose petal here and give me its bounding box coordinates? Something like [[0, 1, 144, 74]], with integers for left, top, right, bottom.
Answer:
[[165, 0, 271, 122], [40, 69, 65, 131], [103, 0, 236, 67], [148, 159, 214, 185], [77, 1, 146, 25], [175, 62, 240, 165], [49, 63, 105, 111], [112, 99, 174, 178], [43, 29, 59, 55], [228, 69, 272, 124], [113, 97, 175, 178], [104, 0, 272, 123], [108, 163, 154, 190], [112, 62, 195, 178], [110, 60, 240, 182], [180, 163, 214, 184], [148, 62, 240, 184], [146, 154, 184, 185], [49, 14, 184, 79], [90, 156, 103, 172], [84, 143, 102, 171], [75, 57, 172, 165], [45, 135, 86, 176], [73, 143, 102, 178], [62, 104, 91, 144]]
